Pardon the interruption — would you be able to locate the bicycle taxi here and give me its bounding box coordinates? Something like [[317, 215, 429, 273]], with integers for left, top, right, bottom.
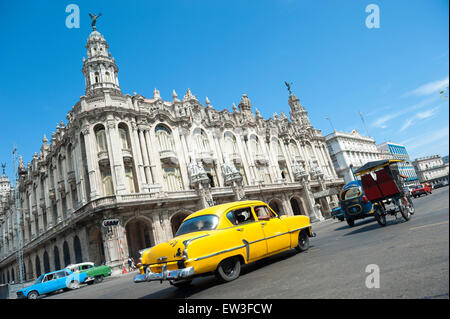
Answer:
[[353, 159, 415, 226], [339, 179, 376, 227]]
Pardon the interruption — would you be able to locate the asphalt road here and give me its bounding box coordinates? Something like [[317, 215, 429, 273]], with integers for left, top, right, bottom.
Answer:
[[47, 187, 449, 299]]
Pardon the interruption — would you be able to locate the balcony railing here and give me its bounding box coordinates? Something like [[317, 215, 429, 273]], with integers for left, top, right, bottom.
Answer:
[[159, 150, 178, 166], [255, 154, 269, 166]]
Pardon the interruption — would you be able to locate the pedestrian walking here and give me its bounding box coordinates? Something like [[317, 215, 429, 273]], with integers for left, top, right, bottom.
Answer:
[[127, 257, 132, 272]]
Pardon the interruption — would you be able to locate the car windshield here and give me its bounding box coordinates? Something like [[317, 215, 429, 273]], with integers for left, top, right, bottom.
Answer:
[[35, 275, 45, 284], [413, 185, 422, 189], [176, 215, 219, 236]]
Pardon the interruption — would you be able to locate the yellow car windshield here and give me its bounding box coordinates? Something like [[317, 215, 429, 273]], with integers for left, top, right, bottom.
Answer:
[[176, 214, 219, 236]]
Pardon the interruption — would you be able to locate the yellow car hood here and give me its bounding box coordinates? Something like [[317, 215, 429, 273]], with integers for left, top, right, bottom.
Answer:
[[142, 231, 210, 265]]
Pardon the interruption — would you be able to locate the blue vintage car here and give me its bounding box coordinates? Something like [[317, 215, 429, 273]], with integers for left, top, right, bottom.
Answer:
[[339, 180, 375, 227], [16, 269, 87, 299]]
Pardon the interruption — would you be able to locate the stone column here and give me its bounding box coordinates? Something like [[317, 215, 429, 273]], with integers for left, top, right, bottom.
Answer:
[[237, 134, 254, 185], [106, 120, 127, 195], [81, 125, 99, 200], [137, 127, 151, 187], [282, 140, 296, 182], [130, 122, 147, 191], [78, 227, 90, 263], [172, 127, 189, 190], [29, 189, 36, 240], [212, 129, 225, 187], [152, 213, 166, 245], [71, 137, 83, 208], [161, 212, 173, 242], [146, 128, 163, 188], [23, 192, 30, 243], [35, 180, 43, 235]]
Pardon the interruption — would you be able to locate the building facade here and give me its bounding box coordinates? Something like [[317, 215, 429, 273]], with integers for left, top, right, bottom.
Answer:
[[0, 25, 344, 283], [412, 155, 449, 185], [377, 142, 419, 187], [325, 130, 383, 184]]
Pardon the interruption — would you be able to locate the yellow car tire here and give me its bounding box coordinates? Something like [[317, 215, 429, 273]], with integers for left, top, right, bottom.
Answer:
[[295, 230, 310, 252], [215, 257, 241, 282]]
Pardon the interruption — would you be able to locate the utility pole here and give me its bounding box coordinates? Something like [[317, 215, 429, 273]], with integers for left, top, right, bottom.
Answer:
[[326, 116, 335, 132], [359, 111, 371, 137], [12, 146, 25, 286]]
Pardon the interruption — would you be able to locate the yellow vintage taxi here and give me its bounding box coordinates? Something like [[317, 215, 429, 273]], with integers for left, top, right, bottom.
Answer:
[[134, 200, 315, 287]]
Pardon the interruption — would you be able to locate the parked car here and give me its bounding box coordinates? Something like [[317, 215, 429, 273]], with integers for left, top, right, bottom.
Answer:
[[433, 181, 445, 189], [16, 269, 87, 299], [411, 183, 432, 198], [66, 262, 111, 284], [134, 200, 315, 287], [331, 207, 345, 221]]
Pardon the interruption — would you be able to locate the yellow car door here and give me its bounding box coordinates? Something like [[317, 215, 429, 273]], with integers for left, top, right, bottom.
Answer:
[[253, 205, 290, 254], [226, 207, 267, 262]]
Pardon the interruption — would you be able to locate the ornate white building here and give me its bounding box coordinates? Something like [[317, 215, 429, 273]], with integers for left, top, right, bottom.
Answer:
[[0, 24, 344, 282], [412, 155, 449, 185], [325, 130, 383, 184]]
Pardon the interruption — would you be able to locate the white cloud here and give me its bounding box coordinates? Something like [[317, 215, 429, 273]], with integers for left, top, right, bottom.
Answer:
[[403, 76, 449, 97], [416, 106, 438, 119], [370, 95, 441, 128], [400, 118, 414, 132], [405, 126, 449, 152]]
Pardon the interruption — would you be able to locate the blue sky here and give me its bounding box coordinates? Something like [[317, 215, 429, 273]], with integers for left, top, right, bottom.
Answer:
[[0, 0, 448, 180]]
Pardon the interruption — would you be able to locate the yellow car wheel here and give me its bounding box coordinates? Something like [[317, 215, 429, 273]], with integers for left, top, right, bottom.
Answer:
[[215, 257, 241, 282], [295, 230, 310, 252]]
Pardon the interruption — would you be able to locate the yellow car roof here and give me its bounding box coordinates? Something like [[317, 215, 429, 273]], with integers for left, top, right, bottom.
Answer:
[[184, 200, 267, 221]]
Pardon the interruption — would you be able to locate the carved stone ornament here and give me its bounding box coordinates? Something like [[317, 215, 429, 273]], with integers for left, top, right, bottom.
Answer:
[[188, 154, 209, 187], [292, 156, 309, 182]]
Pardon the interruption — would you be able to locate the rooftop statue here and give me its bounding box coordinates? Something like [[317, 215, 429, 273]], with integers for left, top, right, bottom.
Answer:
[[89, 13, 102, 30]]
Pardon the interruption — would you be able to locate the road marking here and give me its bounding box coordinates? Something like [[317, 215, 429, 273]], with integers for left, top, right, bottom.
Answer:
[[409, 221, 449, 231]]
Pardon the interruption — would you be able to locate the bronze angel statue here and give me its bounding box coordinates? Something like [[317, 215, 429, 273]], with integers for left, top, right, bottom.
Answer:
[[89, 13, 102, 30]]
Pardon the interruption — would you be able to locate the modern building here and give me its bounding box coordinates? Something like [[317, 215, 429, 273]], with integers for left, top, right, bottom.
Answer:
[[376, 142, 419, 186], [0, 23, 344, 283], [325, 130, 383, 184], [412, 155, 449, 185]]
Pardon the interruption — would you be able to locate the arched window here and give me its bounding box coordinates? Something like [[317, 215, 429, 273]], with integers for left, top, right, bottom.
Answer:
[[193, 128, 210, 152], [249, 135, 262, 155], [258, 166, 271, 184], [163, 167, 183, 191], [58, 155, 64, 180], [118, 124, 131, 150], [100, 167, 114, 196], [105, 71, 111, 83], [67, 144, 75, 172], [43, 251, 50, 273], [224, 132, 238, 155], [155, 124, 175, 152], [53, 246, 61, 270], [95, 125, 108, 153], [63, 241, 71, 267], [35, 256, 41, 278], [305, 142, 316, 159], [94, 72, 100, 83], [74, 236, 83, 264], [272, 138, 283, 157], [290, 142, 301, 157], [124, 166, 136, 193]]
